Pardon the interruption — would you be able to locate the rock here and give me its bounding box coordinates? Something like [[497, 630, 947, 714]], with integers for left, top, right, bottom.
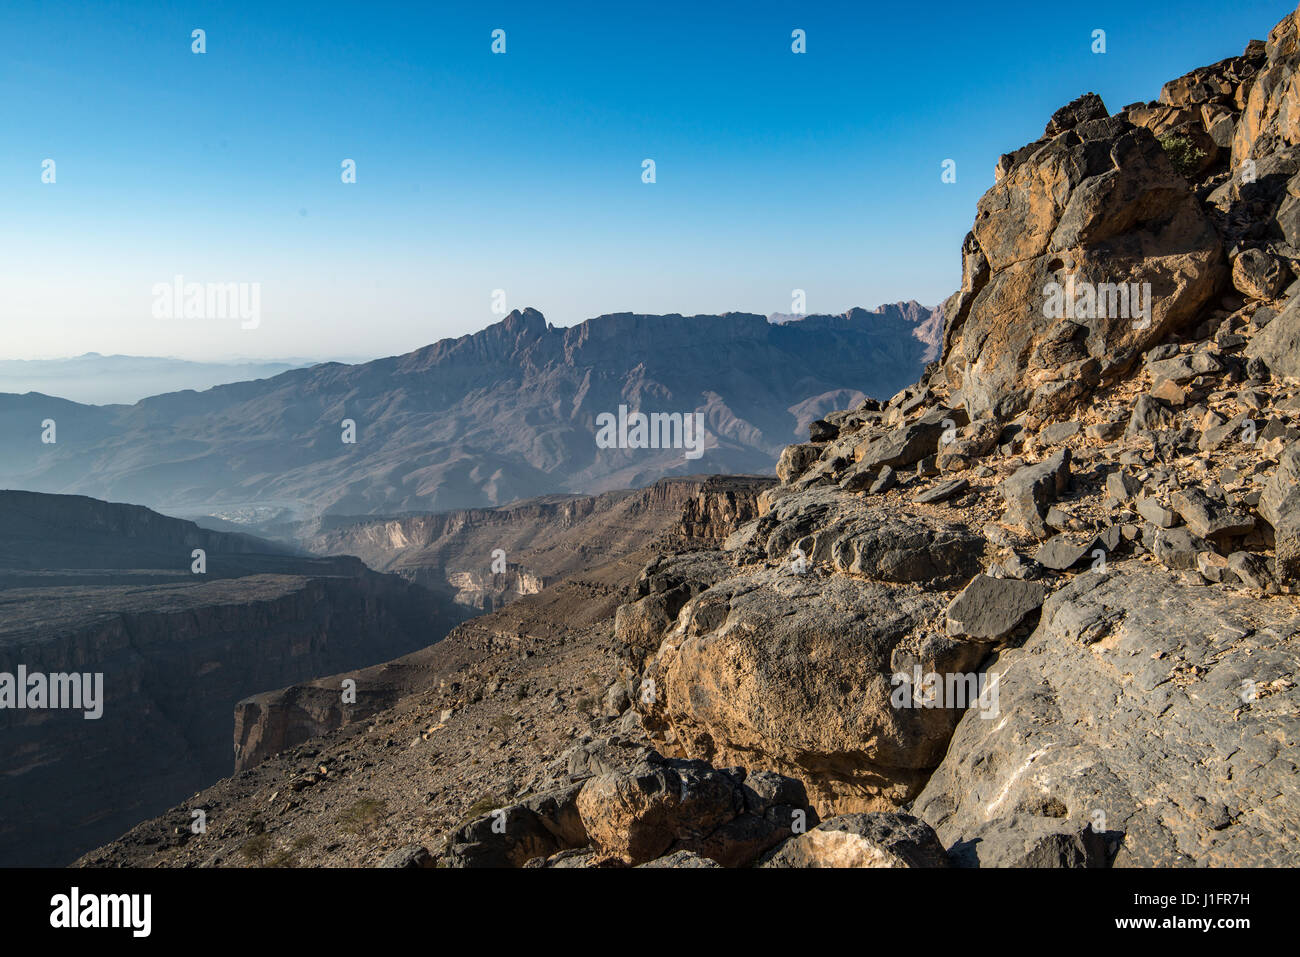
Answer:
[[856, 408, 965, 472], [1035, 534, 1098, 571], [636, 850, 722, 868], [1106, 469, 1142, 502], [1260, 441, 1300, 581], [762, 813, 950, 868], [838, 463, 877, 492], [808, 419, 838, 442], [1232, 247, 1289, 298], [378, 844, 434, 868], [1196, 549, 1231, 582], [942, 95, 1226, 420], [1137, 496, 1180, 528], [944, 818, 1112, 868], [915, 567, 1300, 866], [868, 465, 897, 494], [1149, 378, 1189, 405], [575, 753, 813, 866], [1233, 7, 1300, 164], [605, 681, 631, 716], [1245, 292, 1300, 379], [1128, 395, 1176, 435], [1200, 412, 1253, 452], [944, 575, 1048, 641], [637, 559, 984, 812], [776, 443, 822, 483], [1170, 487, 1256, 539], [442, 783, 589, 868], [915, 478, 970, 504], [1087, 419, 1126, 441], [1039, 420, 1082, 445], [999, 449, 1071, 538], [1151, 526, 1212, 572], [1227, 551, 1273, 589]]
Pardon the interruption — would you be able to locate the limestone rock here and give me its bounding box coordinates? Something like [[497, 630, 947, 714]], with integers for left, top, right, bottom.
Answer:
[[762, 813, 950, 868]]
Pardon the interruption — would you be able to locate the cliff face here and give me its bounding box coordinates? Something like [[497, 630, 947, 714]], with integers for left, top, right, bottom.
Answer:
[[0, 493, 461, 867], [308, 475, 774, 612]]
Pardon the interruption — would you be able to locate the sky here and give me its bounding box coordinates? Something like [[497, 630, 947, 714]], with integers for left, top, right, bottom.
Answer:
[[0, 0, 1292, 360]]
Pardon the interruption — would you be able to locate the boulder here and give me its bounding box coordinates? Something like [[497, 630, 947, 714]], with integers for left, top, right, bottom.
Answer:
[[944, 575, 1048, 641], [1260, 440, 1300, 581], [999, 449, 1071, 538], [943, 95, 1226, 419], [1245, 291, 1300, 379], [639, 563, 985, 812], [441, 783, 589, 868], [762, 813, 950, 868], [575, 753, 814, 866]]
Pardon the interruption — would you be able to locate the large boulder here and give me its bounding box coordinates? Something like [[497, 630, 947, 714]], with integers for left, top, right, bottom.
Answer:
[[1245, 289, 1300, 378], [943, 95, 1227, 419], [637, 563, 986, 813], [1260, 440, 1300, 582], [440, 783, 589, 868], [914, 567, 1300, 866]]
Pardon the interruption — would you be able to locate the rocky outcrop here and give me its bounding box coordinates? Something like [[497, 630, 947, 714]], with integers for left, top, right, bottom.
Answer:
[[942, 98, 1227, 421], [914, 567, 1299, 867], [608, 11, 1300, 864]]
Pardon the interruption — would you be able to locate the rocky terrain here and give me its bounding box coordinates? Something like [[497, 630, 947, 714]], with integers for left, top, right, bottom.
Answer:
[[0, 305, 936, 522], [307, 475, 772, 611], [75, 6, 1300, 868], [0, 492, 463, 867]]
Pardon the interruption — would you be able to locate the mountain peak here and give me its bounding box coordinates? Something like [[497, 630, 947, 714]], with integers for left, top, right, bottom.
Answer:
[[502, 307, 549, 337]]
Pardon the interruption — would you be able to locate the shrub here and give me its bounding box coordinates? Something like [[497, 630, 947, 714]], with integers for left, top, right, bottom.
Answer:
[[1158, 132, 1207, 177]]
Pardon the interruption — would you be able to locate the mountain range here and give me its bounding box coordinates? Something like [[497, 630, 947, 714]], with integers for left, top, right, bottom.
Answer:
[[0, 303, 938, 523]]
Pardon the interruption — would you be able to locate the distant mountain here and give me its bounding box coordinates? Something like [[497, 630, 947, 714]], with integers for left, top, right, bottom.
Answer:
[[0, 353, 328, 406], [0, 306, 934, 518], [769, 300, 943, 362]]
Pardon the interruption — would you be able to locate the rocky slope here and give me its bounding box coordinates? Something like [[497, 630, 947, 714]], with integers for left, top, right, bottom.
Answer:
[[225, 476, 771, 772], [75, 6, 1300, 869], [0, 492, 462, 867], [0, 306, 934, 521]]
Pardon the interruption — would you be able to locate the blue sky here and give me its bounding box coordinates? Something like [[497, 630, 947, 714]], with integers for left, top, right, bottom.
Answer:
[[0, 0, 1291, 360]]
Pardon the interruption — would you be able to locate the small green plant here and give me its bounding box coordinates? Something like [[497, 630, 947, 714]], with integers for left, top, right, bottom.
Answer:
[[459, 794, 501, 825], [291, 834, 316, 851], [338, 797, 387, 834], [1158, 132, 1207, 178], [492, 713, 515, 731], [239, 833, 272, 864], [268, 848, 297, 868]]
